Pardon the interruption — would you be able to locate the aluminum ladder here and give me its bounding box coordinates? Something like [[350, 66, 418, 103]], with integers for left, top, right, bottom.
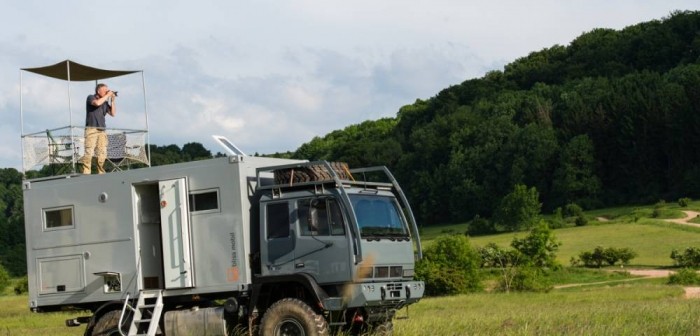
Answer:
[[120, 289, 164, 336]]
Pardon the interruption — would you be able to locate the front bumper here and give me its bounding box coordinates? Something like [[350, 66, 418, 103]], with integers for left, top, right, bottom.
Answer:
[[322, 280, 424, 311]]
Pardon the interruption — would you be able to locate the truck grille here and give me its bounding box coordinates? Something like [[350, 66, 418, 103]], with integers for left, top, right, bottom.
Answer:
[[360, 266, 403, 279]]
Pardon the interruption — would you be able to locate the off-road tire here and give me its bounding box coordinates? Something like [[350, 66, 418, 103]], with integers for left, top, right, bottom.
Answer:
[[88, 310, 128, 336], [259, 298, 329, 336]]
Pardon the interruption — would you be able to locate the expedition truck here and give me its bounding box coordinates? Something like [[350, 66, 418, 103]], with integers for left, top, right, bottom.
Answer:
[[23, 155, 424, 335]]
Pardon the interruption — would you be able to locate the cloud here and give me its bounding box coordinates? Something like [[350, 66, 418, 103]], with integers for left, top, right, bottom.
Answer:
[[1, 1, 698, 170]]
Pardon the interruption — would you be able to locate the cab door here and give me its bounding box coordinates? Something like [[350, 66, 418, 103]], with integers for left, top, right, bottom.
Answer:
[[293, 197, 352, 284], [159, 178, 194, 289]]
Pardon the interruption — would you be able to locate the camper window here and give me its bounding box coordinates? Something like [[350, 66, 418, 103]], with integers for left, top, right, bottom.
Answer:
[[189, 189, 220, 213], [43, 206, 74, 230]]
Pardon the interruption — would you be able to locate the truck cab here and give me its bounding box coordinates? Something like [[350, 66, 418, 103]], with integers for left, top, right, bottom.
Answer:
[[252, 162, 424, 334]]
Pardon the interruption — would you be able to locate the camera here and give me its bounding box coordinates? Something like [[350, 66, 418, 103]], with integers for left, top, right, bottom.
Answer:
[[112, 91, 119, 97]]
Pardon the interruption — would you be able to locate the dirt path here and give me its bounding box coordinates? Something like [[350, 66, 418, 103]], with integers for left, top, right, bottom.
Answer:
[[664, 210, 700, 226], [558, 211, 700, 297], [555, 269, 700, 298]]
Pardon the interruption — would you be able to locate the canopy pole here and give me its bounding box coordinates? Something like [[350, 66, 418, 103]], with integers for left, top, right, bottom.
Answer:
[[141, 71, 151, 166], [66, 61, 76, 172]]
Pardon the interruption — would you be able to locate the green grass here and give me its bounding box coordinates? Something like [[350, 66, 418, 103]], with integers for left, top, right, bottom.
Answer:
[[0, 294, 85, 336], [394, 283, 698, 335], [419, 200, 700, 267], [3, 281, 695, 336], [469, 219, 700, 266], [6, 200, 700, 335]]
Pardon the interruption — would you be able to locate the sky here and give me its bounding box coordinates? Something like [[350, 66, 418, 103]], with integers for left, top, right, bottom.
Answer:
[[1, 1, 698, 171]]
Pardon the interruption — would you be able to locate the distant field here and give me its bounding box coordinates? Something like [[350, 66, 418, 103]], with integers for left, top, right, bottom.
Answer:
[[420, 201, 700, 267]]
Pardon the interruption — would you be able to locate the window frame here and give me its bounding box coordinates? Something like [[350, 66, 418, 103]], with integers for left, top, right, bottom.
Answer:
[[43, 205, 75, 231], [266, 201, 291, 240], [189, 188, 221, 214], [298, 197, 346, 237]]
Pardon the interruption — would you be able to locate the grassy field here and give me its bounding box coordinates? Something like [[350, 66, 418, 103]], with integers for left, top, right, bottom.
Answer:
[[0, 294, 85, 336], [3, 280, 698, 336], [394, 281, 700, 335], [421, 201, 700, 267], [5, 201, 700, 335]]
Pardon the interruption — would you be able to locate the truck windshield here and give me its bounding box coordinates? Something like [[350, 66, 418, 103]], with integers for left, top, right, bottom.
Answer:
[[350, 194, 408, 238]]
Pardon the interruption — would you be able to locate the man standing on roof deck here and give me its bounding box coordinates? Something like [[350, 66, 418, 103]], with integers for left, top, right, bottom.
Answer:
[[79, 83, 116, 174]]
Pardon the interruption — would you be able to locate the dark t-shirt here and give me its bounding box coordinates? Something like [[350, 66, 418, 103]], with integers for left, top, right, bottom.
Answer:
[[85, 94, 110, 128]]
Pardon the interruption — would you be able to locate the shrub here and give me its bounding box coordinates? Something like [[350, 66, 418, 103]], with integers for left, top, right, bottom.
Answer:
[[678, 197, 691, 207], [415, 235, 482, 296], [668, 268, 700, 285], [577, 246, 637, 267], [671, 247, 700, 267], [497, 266, 552, 293], [511, 221, 560, 269], [467, 214, 495, 236], [563, 203, 584, 218], [415, 260, 470, 296], [617, 247, 638, 265], [548, 207, 566, 229], [575, 215, 588, 227], [478, 242, 519, 268], [0, 265, 10, 293], [14, 276, 28, 295]]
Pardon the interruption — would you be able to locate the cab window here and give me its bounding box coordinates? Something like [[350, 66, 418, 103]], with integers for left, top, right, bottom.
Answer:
[[298, 198, 345, 236], [266, 202, 290, 239]]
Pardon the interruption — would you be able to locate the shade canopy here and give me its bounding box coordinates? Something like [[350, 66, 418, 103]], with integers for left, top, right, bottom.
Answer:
[[22, 59, 140, 81]]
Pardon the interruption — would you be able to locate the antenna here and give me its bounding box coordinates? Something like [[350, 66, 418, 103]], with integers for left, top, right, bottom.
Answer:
[[212, 135, 246, 156]]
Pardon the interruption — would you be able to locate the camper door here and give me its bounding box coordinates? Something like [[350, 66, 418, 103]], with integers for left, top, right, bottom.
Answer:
[[159, 178, 194, 289]]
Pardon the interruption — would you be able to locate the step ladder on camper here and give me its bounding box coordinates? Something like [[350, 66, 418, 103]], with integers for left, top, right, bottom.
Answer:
[[119, 290, 164, 336]]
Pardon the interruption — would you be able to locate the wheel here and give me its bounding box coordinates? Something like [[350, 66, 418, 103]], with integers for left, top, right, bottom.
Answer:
[[259, 298, 329, 336], [88, 310, 129, 336]]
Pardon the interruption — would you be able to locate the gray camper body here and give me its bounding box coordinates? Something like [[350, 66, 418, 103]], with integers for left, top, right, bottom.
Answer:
[[23, 155, 424, 335], [24, 156, 281, 309]]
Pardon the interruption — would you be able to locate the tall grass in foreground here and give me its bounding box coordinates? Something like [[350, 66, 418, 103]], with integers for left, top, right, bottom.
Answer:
[[3, 282, 698, 335], [395, 284, 697, 335], [0, 294, 85, 336]]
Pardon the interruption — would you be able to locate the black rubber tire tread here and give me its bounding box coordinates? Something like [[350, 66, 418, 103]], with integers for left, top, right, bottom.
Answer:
[[330, 162, 350, 180], [274, 162, 350, 184], [89, 310, 126, 336], [259, 298, 329, 336]]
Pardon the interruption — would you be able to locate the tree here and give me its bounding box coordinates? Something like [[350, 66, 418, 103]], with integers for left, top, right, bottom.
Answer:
[[493, 184, 542, 231], [182, 142, 212, 161], [551, 135, 602, 209], [511, 221, 561, 269]]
